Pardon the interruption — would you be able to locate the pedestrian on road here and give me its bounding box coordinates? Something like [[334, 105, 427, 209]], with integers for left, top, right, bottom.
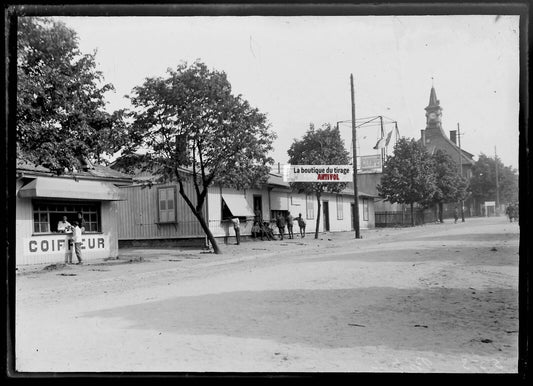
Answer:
[[505, 204, 516, 223], [296, 213, 306, 238], [286, 211, 294, 239], [454, 206, 459, 224], [276, 213, 286, 240], [230, 217, 241, 245], [71, 221, 83, 265]]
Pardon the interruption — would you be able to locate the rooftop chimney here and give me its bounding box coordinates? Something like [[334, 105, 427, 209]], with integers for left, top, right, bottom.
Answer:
[[420, 130, 426, 145], [449, 130, 457, 144]]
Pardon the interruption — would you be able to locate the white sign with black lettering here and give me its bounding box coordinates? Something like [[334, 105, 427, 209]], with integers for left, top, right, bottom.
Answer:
[[23, 234, 109, 256]]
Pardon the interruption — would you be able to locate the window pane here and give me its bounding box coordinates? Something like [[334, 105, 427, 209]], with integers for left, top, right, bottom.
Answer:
[[167, 199, 174, 210], [160, 200, 166, 210], [168, 210, 175, 222]]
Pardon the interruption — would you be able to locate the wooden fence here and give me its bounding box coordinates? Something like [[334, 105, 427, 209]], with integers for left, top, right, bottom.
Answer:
[[375, 209, 438, 227]]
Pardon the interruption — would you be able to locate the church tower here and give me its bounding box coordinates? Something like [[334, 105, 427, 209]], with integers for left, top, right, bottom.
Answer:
[[424, 85, 443, 131]]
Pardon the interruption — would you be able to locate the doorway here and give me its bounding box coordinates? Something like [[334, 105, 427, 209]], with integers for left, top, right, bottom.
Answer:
[[322, 201, 330, 231], [253, 195, 263, 220]]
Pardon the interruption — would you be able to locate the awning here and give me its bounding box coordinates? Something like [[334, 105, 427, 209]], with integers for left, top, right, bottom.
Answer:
[[18, 177, 126, 201], [221, 192, 255, 217]]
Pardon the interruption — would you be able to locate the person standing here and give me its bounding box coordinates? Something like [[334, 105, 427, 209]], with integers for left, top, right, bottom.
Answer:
[[454, 206, 459, 224], [296, 213, 306, 238], [71, 221, 83, 265], [286, 211, 294, 239], [230, 217, 241, 245], [276, 213, 286, 240], [76, 212, 86, 232]]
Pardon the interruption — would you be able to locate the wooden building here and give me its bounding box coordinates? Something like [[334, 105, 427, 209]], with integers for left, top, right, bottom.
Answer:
[[15, 161, 132, 265], [116, 171, 376, 246]]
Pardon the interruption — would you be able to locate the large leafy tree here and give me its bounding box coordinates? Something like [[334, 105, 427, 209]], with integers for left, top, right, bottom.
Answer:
[[287, 123, 350, 239], [429, 150, 469, 222], [118, 61, 276, 254], [470, 153, 518, 207], [377, 137, 437, 226], [17, 17, 125, 172]]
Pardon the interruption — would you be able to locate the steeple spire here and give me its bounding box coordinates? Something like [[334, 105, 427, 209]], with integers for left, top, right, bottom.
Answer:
[[428, 85, 439, 107]]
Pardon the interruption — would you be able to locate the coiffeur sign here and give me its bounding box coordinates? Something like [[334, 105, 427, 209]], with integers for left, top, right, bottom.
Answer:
[[23, 234, 109, 257], [282, 165, 353, 182]]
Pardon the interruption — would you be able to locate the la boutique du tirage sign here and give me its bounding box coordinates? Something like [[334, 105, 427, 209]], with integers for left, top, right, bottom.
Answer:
[[282, 165, 353, 182]]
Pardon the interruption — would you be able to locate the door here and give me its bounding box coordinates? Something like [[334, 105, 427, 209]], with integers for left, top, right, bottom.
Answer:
[[323, 201, 330, 231], [253, 195, 263, 220]]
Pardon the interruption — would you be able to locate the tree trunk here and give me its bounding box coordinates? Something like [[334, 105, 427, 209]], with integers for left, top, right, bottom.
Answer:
[[190, 207, 221, 254], [315, 192, 322, 239], [438, 202, 444, 223], [176, 179, 222, 254], [410, 202, 414, 227]]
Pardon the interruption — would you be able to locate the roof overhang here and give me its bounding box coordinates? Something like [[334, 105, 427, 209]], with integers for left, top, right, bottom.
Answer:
[[18, 177, 127, 201]]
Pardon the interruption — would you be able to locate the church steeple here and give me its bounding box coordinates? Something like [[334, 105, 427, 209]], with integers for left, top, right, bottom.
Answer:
[[427, 86, 439, 108], [424, 84, 443, 129]]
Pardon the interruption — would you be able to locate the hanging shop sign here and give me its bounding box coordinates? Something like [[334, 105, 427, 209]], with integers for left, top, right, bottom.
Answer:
[[282, 165, 353, 182], [359, 155, 382, 173]]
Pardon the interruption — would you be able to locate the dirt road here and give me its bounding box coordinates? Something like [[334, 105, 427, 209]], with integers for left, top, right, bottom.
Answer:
[[14, 216, 519, 373]]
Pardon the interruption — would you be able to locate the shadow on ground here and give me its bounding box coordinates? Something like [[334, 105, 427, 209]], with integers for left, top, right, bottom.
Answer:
[[300, 246, 519, 267], [82, 286, 518, 354]]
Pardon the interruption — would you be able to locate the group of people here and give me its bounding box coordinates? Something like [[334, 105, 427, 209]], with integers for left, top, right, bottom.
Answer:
[[228, 211, 307, 245], [249, 211, 307, 241], [56, 212, 86, 265]]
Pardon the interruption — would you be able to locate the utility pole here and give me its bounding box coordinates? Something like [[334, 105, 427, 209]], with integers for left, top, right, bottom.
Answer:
[[457, 123, 465, 222], [495, 146, 500, 214], [379, 115, 385, 166], [351, 74, 361, 239]]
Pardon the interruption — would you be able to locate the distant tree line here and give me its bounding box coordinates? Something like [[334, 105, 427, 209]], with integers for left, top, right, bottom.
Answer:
[[377, 138, 518, 225]]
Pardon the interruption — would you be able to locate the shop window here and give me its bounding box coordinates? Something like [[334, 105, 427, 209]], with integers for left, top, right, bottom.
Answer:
[[306, 194, 314, 220], [363, 198, 369, 221], [158, 186, 176, 223], [32, 200, 101, 234], [336, 195, 343, 220]]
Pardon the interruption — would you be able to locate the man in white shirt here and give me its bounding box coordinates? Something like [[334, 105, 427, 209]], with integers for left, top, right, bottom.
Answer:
[[57, 216, 71, 233], [71, 221, 83, 265], [230, 217, 240, 245]]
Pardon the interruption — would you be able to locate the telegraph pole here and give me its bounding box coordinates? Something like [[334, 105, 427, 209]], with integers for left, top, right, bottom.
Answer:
[[457, 123, 465, 222], [351, 74, 361, 239], [495, 146, 500, 214]]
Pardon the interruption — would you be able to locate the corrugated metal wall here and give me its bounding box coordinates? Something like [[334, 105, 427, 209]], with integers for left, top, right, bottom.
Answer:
[[117, 182, 376, 242], [116, 183, 205, 240]]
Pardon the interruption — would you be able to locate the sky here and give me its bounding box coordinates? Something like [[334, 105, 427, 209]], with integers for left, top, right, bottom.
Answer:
[[54, 15, 520, 169]]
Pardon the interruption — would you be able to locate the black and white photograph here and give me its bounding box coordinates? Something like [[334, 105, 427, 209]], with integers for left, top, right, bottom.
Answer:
[[6, 2, 527, 376]]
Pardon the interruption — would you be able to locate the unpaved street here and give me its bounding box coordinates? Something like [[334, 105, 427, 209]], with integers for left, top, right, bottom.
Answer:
[[15, 217, 519, 373]]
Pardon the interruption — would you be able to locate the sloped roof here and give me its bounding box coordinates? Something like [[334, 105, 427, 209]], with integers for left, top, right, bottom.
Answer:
[[16, 160, 133, 183]]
